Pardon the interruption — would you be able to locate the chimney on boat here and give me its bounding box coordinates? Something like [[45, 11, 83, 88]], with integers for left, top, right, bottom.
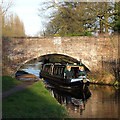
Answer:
[[79, 59, 82, 65]]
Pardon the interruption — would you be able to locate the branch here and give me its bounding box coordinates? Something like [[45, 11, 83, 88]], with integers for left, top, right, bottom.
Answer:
[[0, 0, 13, 15], [96, 17, 115, 27]]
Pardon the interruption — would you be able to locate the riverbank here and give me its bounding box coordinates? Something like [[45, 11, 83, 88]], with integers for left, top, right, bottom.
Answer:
[[88, 71, 119, 87], [2, 76, 68, 118]]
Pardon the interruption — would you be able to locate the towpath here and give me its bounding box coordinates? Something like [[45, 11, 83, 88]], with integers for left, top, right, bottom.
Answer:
[[2, 82, 34, 98]]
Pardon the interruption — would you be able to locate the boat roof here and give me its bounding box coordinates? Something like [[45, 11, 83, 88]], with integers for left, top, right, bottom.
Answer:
[[43, 63, 84, 67]]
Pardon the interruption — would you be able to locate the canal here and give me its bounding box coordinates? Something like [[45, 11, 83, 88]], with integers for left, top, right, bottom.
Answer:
[[18, 61, 120, 118]]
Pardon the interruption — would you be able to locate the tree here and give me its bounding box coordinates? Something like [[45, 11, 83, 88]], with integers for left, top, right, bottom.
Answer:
[[2, 14, 26, 37], [13, 15, 26, 37], [0, 0, 25, 37], [85, 2, 119, 35], [113, 2, 120, 34], [0, 0, 13, 15], [0, 0, 13, 37], [38, 2, 120, 36], [39, 2, 94, 36]]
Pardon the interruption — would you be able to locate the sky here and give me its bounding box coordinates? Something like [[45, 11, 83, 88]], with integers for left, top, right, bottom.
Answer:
[[10, 0, 47, 36]]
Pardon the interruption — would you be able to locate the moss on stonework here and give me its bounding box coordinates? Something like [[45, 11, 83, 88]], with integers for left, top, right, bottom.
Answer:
[[88, 71, 119, 86]]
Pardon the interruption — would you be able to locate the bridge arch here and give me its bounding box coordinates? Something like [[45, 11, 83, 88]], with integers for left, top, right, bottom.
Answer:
[[21, 53, 91, 72], [39, 53, 91, 70], [16, 53, 91, 74]]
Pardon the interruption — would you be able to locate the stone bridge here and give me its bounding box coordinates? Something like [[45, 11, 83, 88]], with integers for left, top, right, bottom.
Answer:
[[2, 36, 119, 75]]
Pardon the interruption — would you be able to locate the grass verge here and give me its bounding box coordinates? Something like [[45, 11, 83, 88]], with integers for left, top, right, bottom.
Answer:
[[2, 76, 23, 92], [2, 81, 68, 118]]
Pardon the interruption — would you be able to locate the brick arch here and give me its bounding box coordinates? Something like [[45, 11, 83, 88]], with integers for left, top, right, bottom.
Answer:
[[3, 36, 118, 76], [16, 52, 91, 72], [36, 53, 91, 71]]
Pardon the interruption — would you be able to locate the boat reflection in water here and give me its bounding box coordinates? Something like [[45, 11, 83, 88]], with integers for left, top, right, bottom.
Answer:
[[45, 81, 91, 115]]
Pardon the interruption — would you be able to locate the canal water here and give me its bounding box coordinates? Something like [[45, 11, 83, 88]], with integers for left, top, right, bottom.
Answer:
[[19, 61, 120, 118]]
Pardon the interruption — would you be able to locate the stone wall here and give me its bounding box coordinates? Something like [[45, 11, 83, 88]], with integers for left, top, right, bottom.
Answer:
[[2, 36, 119, 75]]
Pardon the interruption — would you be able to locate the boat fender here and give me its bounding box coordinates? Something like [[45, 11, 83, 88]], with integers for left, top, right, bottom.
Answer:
[[64, 73, 66, 78]]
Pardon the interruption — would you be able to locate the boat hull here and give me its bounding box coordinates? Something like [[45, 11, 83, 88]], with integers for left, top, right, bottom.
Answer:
[[40, 72, 89, 91]]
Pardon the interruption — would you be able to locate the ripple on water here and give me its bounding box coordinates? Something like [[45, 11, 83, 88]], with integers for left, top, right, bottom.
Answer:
[[17, 61, 120, 118]]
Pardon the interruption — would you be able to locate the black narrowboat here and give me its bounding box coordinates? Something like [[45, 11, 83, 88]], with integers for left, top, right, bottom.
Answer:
[[40, 63, 90, 89]]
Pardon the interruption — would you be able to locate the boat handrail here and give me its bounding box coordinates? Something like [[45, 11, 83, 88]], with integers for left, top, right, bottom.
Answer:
[[54, 63, 62, 65], [44, 63, 54, 65]]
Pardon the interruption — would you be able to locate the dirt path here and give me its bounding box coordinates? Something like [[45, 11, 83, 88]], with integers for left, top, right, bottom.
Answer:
[[2, 82, 34, 99]]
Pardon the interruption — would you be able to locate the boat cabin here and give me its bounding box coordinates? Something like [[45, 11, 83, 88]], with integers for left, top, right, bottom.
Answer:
[[40, 63, 90, 86]]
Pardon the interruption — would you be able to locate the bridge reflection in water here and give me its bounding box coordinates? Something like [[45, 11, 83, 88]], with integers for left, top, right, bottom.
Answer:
[[44, 80, 91, 116]]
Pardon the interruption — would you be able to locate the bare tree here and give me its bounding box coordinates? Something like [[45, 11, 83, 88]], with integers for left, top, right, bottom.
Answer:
[[0, 0, 13, 15], [2, 14, 26, 37]]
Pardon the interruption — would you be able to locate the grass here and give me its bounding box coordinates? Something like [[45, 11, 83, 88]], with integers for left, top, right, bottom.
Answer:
[[2, 76, 23, 92], [2, 81, 68, 118]]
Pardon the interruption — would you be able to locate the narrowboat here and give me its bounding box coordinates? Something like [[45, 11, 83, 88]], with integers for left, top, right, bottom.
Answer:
[[40, 63, 90, 89]]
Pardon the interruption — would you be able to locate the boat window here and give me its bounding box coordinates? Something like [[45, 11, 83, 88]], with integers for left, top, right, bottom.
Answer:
[[50, 65, 53, 75], [57, 68, 60, 75], [55, 68, 57, 75], [46, 66, 48, 73], [53, 66, 64, 76], [44, 65, 50, 74], [45, 67, 47, 72], [78, 71, 86, 76], [43, 66, 45, 71], [53, 67, 58, 75], [60, 68, 63, 74], [53, 68, 55, 75], [49, 65, 52, 74], [71, 67, 79, 78], [58, 68, 60, 75]]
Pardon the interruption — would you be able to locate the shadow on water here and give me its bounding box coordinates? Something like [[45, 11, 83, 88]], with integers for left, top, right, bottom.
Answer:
[[43, 79, 120, 118], [18, 61, 120, 118], [43, 80, 91, 116]]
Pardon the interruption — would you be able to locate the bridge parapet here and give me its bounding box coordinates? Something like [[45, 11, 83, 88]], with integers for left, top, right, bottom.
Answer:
[[2, 36, 119, 75]]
